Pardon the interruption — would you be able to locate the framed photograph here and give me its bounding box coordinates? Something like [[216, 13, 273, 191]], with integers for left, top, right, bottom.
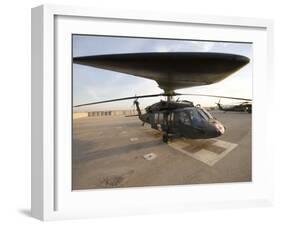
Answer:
[[31, 4, 274, 221]]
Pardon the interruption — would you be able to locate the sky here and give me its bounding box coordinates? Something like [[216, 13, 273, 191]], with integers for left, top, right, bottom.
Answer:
[[72, 35, 252, 112]]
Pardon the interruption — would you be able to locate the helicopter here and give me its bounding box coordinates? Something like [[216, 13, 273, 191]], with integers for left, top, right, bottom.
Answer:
[[216, 99, 252, 113], [73, 52, 251, 143]]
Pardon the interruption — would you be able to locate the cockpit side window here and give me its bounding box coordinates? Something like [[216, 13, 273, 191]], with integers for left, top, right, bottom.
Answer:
[[180, 111, 191, 125], [190, 109, 203, 126]]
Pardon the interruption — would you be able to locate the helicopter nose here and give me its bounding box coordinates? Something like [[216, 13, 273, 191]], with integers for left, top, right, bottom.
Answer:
[[213, 121, 225, 135]]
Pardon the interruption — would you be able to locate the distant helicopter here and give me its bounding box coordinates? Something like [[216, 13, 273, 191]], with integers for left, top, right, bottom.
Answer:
[[216, 99, 252, 113], [73, 52, 251, 143]]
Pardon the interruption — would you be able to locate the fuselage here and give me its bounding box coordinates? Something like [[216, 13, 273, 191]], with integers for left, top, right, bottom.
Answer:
[[135, 100, 225, 139]]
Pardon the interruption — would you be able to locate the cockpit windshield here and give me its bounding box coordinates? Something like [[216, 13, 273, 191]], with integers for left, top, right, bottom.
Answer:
[[184, 108, 212, 127], [189, 109, 203, 126], [197, 108, 213, 120], [179, 108, 212, 127]]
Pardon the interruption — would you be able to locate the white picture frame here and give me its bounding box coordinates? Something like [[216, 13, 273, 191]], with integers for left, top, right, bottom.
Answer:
[[31, 4, 274, 221]]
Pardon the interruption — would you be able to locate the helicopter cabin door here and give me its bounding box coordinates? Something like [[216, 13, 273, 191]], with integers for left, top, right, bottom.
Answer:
[[175, 111, 193, 137], [152, 112, 165, 131], [153, 112, 170, 132], [161, 112, 174, 134]]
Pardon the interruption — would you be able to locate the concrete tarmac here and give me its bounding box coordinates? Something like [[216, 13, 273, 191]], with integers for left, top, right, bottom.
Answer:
[[72, 111, 251, 190]]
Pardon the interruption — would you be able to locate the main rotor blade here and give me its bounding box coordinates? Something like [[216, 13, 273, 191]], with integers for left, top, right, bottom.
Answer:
[[175, 93, 252, 101], [73, 52, 250, 91], [74, 92, 252, 107], [74, 93, 163, 107]]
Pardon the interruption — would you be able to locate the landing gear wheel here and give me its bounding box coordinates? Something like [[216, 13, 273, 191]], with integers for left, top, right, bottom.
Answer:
[[162, 133, 169, 143]]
